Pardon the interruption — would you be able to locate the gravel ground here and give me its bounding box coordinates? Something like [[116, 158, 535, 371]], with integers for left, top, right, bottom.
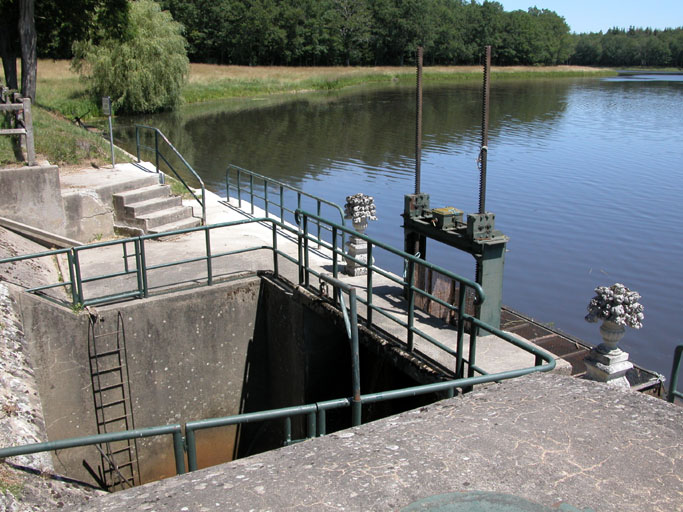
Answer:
[[0, 228, 104, 510]]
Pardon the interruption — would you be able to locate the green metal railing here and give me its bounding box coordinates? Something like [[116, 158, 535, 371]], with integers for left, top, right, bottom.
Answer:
[[0, 424, 185, 475], [135, 125, 206, 225], [0, 210, 556, 478], [0, 212, 552, 375], [668, 345, 683, 403], [226, 164, 346, 247]]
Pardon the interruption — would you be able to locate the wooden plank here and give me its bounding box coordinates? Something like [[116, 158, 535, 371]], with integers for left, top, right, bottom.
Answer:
[[0, 128, 26, 135]]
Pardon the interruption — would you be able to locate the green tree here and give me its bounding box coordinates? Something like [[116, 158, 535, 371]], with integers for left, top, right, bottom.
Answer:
[[571, 33, 602, 65], [328, 0, 372, 66], [72, 0, 188, 113]]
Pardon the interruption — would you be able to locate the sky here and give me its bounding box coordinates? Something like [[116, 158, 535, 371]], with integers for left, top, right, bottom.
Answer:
[[499, 0, 683, 34]]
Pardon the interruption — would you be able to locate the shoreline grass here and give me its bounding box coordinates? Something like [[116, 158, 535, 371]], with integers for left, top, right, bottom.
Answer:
[[29, 61, 618, 117], [1, 60, 617, 166]]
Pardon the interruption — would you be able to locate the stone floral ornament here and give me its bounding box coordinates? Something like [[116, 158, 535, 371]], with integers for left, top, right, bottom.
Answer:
[[343, 194, 377, 276], [344, 193, 378, 225], [585, 282, 644, 330], [584, 283, 644, 388]]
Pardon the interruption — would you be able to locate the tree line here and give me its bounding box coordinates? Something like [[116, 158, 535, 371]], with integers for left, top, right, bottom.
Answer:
[[158, 0, 579, 66], [2, 0, 682, 113], [156, 1, 683, 68]]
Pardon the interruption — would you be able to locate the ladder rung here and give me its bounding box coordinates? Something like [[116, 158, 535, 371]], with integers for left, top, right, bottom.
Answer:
[[92, 366, 123, 377], [90, 348, 122, 358], [100, 399, 126, 409], [100, 415, 129, 425], [109, 446, 133, 456], [103, 461, 133, 473], [93, 330, 122, 337], [93, 382, 124, 393]]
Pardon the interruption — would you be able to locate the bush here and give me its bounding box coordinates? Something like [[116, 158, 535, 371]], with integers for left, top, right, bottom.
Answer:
[[72, 0, 189, 114]]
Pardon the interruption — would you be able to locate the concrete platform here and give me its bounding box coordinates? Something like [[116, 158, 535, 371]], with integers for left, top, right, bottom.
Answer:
[[59, 163, 567, 378], [76, 372, 683, 512]]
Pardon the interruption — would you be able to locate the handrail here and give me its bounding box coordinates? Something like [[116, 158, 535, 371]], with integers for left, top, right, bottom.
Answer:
[[0, 424, 186, 476], [225, 164, 346, 247], [134, 125, 206, 226], [668, 345, 683, 403], [0, 213, 556, 482]]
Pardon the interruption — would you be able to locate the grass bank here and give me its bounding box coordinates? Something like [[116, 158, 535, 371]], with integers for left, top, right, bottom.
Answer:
[[182, 63, 616, 103], [2, 60, 615, 166]]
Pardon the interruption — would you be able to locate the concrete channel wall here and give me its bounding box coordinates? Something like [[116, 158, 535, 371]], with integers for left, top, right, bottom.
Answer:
[[0, 166, 67, 236], [17, 277, 261, 484], [14, 273, 443, 487]]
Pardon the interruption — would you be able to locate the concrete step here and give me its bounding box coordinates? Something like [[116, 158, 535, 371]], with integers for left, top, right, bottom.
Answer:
[[135, 206, 196, 230], [113, 185, 172, 211], [147, 216, 202, 234], [123, 196, 182, 219]]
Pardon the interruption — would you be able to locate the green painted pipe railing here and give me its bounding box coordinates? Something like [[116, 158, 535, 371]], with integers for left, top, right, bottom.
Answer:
[[0, 211, 527, 378], [0, 211, 557, 481], [668, 345, 683, 403], [183, 356, 554, 472], [226, 164, 346, 247], [0, 424, 186, 476], [135, 125, 206, 226]]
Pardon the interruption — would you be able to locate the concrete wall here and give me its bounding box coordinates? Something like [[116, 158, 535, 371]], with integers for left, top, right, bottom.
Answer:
[[237, 276, 446, 456], [16, 273, 447, 488], [61, 190, 115, 243], [17, 276, 261, 484], [0, 166, 67, 235]]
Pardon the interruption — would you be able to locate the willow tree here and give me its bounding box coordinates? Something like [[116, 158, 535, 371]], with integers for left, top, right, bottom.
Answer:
[[72, 0, 188, 114]]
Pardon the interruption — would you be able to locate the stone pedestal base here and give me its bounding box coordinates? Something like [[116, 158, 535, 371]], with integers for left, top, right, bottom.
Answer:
[[344, 237, 373, 276], [584, 347, 633, 389]]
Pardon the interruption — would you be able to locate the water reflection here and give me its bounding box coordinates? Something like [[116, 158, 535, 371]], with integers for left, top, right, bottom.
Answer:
[[117, 79, 571, 192], [115, 78, 683, 383]]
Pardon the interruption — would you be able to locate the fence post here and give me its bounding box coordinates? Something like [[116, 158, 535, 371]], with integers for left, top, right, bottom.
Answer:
[[21, 98, 35, 165]]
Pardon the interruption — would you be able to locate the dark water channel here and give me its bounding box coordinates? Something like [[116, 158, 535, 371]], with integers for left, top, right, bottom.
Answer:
[[116, 75, 683, 387]]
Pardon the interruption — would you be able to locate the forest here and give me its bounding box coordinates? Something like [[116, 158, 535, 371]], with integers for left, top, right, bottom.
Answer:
[[6, 0, 681, 69]]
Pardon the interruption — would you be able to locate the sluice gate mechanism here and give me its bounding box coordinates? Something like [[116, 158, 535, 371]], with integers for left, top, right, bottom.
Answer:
[[404, 46, 507, 329]]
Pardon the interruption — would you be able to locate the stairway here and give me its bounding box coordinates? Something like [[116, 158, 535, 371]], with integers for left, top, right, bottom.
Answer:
[[88, 312, 139, 491], [113, 183, 201, 235]]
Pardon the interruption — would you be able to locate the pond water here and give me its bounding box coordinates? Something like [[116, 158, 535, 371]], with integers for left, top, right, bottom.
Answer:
[[116, 75, 683, 385]]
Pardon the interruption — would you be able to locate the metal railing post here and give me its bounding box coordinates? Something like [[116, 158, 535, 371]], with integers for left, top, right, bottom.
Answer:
[[249, 174, 254, 215], [264, 179, 269, 218], [205, 228, 213, 285], [407, 259, 416, 352], [154, 130, 160, 174], [66, 250, 79, 306], [134, 239, 144, 299], [138, 238, 149, 298], [237, 168, 242, 208], [349, 288, 361, 427], [456, 286, 466, 378], [317, 408, 327, 436], [332, 227, 339, 278], [303, 216, 310, 288], [316, 201, 322, 247], [72, 249, 85, 306], [272, 222, 279, 277], [185, 426, 197, 471], [279, 186, 284, 222], [123, 242, 129, 274], [366, 244, 373, 328], [173, 429, 186, 475], [307, 412, 316, 438]]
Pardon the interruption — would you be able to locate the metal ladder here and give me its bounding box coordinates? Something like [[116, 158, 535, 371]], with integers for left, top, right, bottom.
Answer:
[[88, 311, 140, 490]]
